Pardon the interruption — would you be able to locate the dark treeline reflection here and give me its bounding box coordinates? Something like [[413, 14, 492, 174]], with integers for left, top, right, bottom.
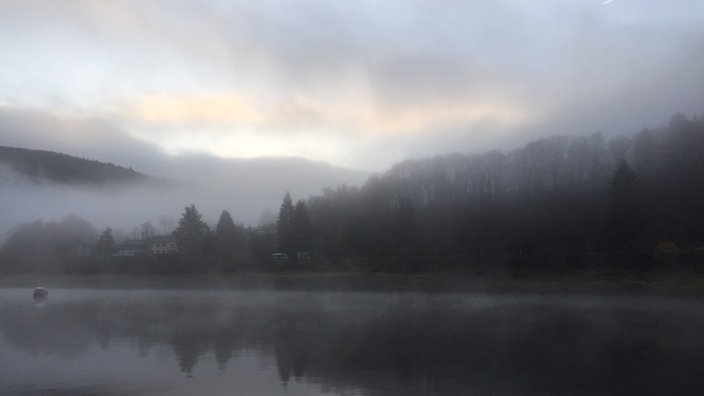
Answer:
[[2, 290, 704, 395]]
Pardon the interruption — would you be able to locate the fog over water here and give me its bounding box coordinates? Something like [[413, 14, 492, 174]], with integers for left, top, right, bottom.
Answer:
[[1, 2, 704, 391], [1, 289, 704, 395]]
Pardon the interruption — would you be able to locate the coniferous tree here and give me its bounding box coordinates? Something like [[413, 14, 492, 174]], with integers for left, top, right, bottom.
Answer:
[[293, 200, 313, 256], [95, 228, 116, 258], [215, 210, 241, 269], [277, 192, 296, 258], [609, 160, 641, 250], [173, 204, 211, 258]]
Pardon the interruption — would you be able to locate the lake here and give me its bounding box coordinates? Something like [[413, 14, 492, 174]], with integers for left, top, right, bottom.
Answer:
[[1, 288, 703, 395]]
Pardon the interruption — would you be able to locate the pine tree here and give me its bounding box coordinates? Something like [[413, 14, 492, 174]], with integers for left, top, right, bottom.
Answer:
[[173, 204, 211, 258], [95, 228, 116, 257], [609, 160, 641, 249], [215, 210, 241, 268], [277, 192, 295, 258], [293, 200, 312, 256]]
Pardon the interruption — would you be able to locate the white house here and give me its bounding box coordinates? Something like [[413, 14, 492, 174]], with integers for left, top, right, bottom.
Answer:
[[113, 239, 147, 257], [149, 236, 178, 255]]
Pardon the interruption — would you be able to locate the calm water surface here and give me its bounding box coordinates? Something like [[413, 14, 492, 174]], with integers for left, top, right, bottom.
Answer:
[[1, 288, 703, 395]]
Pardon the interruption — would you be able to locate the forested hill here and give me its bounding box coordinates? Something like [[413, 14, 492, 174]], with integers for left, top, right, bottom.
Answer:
[[0, 146, 151, 186], [301, 113, 704, 272]]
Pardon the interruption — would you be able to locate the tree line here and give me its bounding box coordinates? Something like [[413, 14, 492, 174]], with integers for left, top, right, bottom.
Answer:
[[1, 112, 703, 276], [0, 199, 312, 274], [300, 112, 704, 273]]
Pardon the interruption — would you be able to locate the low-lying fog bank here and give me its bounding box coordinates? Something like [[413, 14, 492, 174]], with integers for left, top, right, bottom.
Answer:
[[3, 272, 704, 297]]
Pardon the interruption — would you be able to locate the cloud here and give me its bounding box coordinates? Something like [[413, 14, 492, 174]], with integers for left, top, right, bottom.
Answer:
[[0, 0, 702, 170], [0, 106, 165, 172], [123, 93, 265, 126]]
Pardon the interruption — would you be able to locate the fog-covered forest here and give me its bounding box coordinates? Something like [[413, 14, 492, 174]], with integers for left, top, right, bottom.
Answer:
[[303, 113, 704, 273], [1, 113, 703, 276], [0, 146, 152, 186]]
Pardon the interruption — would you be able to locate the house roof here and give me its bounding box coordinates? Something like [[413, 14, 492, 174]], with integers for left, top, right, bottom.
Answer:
[[150, 235, 176, 243]]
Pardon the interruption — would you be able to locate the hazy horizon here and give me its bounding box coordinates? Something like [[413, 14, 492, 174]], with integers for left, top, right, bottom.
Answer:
[[2, 0, 704, 243], [0, 148, 372, 240]]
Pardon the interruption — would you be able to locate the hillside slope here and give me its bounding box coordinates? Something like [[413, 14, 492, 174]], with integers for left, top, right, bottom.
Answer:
[[0, 146, 150, 186]]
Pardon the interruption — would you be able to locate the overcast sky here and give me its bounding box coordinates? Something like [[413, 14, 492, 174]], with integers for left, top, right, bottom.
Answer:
[[1, 0, 703, 171]]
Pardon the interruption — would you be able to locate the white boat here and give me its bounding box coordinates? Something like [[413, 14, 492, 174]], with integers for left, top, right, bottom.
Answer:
[[33, 287, 48, 298]]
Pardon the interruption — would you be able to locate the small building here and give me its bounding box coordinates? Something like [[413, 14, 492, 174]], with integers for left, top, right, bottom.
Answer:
[[113, 239, 147, 257], [149, 236, 178, 255], [70, 241, 95, 257]]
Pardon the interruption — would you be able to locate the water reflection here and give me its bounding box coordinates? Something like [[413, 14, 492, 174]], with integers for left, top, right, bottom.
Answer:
[[1, 289, 704, 395]]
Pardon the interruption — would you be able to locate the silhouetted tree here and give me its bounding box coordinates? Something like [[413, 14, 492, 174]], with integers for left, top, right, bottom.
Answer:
[[95, 228, 116, 258], [277, 192, 296, 258], [293, 200, 313, 256], [246, 224, 277, 262], [59, 215, 97, 244], [140, 222, 157, 241], [0, 215, 97, 273], [173, 204, 211, 260], [393, 198, 417, 251], [608, 160, 641, 250], [215, 210, 242, 270], [660, 113, 704, 244], [0, 221, 45, 272]]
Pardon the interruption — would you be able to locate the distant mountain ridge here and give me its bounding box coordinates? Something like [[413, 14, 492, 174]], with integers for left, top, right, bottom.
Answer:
[[0, 146, 151, 186]]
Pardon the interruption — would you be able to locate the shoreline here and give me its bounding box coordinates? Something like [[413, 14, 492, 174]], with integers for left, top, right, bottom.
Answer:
[[2, 272, 704, 297]]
